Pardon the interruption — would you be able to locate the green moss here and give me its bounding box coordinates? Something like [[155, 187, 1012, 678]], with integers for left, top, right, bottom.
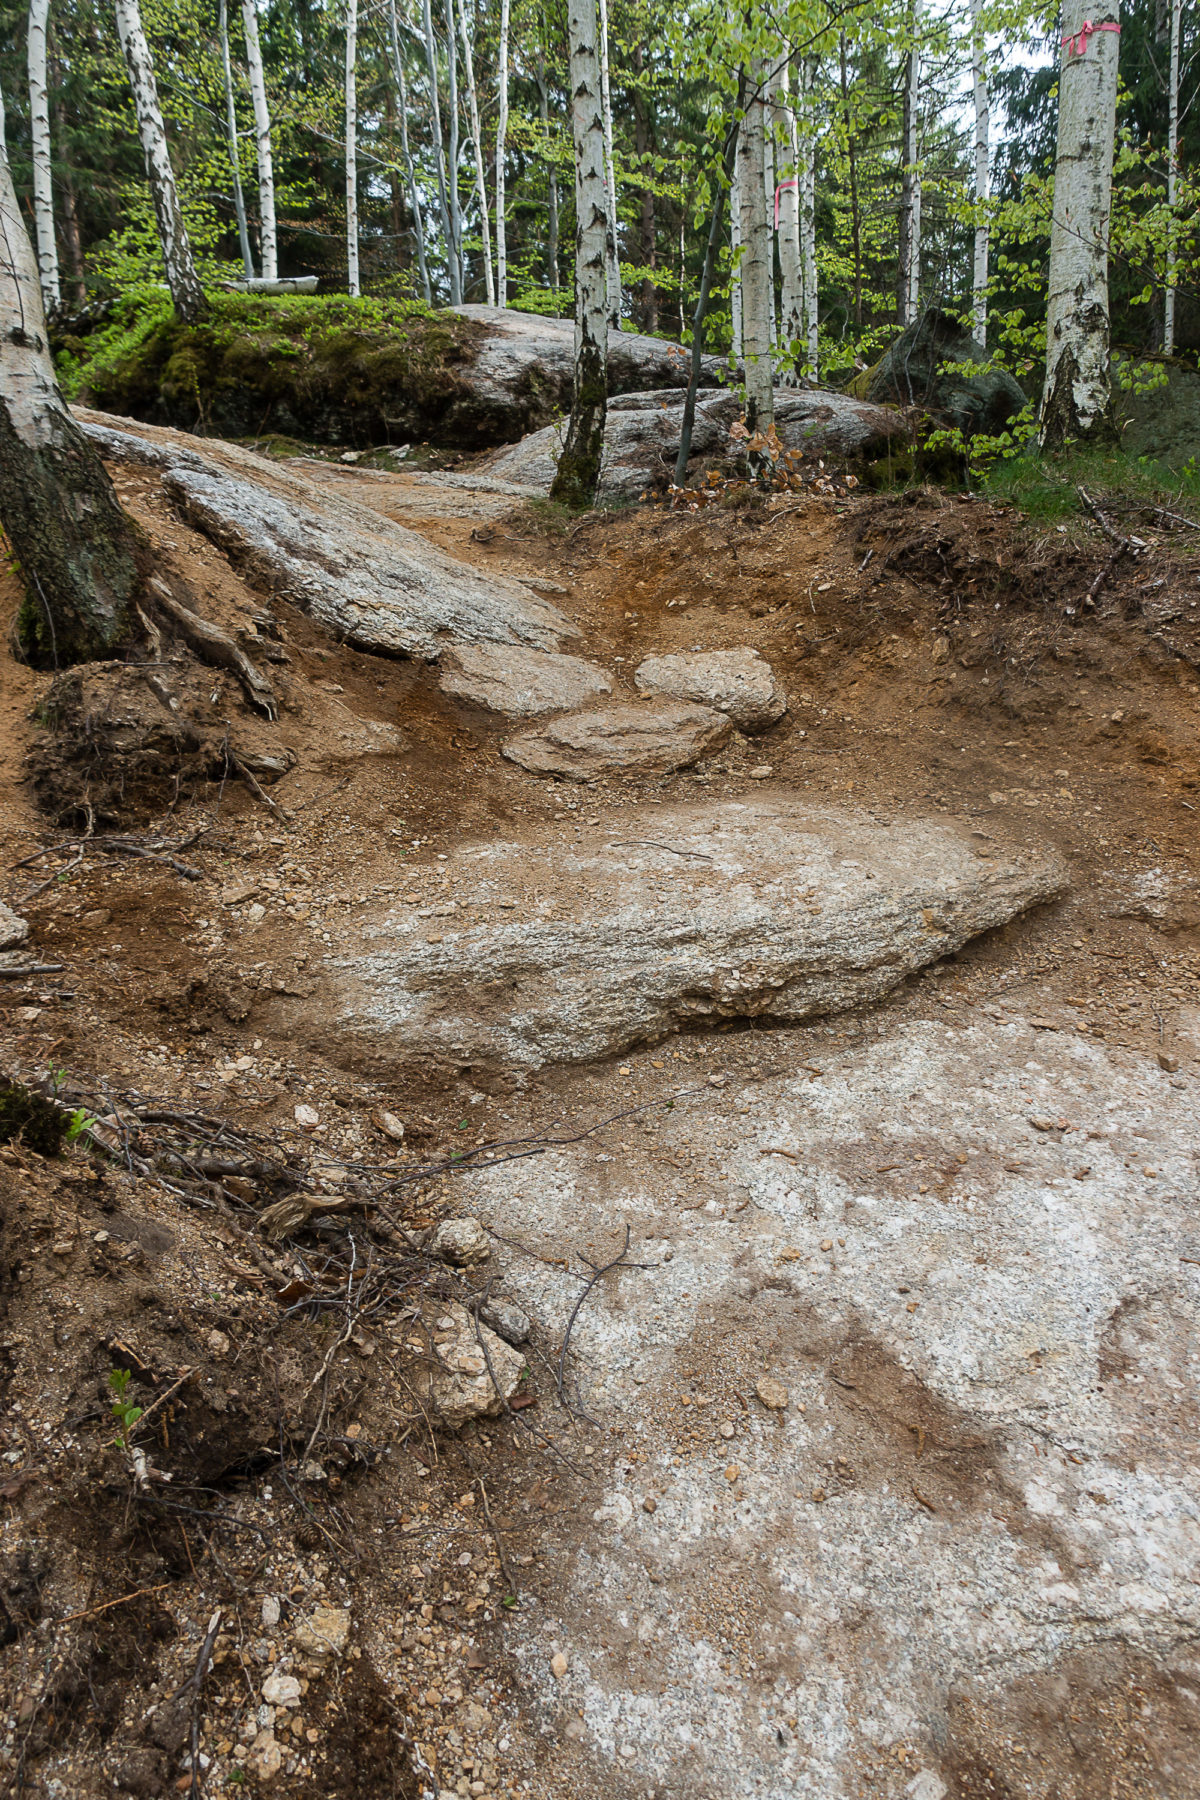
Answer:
[[0, 1080, 65, 1156], [984, 446, 1200, 522]]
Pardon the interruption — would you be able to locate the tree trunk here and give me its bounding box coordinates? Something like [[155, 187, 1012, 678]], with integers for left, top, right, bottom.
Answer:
[[57, 143, 86, 306], [730, 158, 743, 358], [596, 0, 621, 327], [495, 0, 510, 305], [632, 45, 657, 332], [773, 62, 804, 380], [799, 56, 818, 375], [444, 0, 463, 296], [839, 33, 863, 329], [897, 2, 922, 325], [764, 108, 777, 349], [0, 104, 139, 665], [971, 0, 989, 347], [1163, 0, 1180, 353], [218, 0, 254, 280], [420, 0, 459, 302], [737, 57, 773, 427], [114, 0, 206, 322], [674, 109, 741, 486], [1039, 0, 1120, 446], [345, 0, 359, 295], [456, 0, 495, 303], [386, 0, 431, 302], [549, 0, 608, 507], [536, 56, 559, 290], [241, 0, 278, 282], [27, 0, 59, 311]]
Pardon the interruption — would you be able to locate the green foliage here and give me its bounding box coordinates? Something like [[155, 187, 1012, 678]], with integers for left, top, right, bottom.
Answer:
[[983, 445, 1200, 521], [108, 1368, 144, 1449]]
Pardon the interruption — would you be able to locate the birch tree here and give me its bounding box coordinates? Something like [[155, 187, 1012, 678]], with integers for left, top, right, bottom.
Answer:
[[218, 0, 254, 279], [386, 0, 431, 302], [27, 0, 59, 311], [421, 0, 460, 302], [114, 0, 206, 321], [444, 0, 464, 294], [736, 56, 774, 425], [730, 157, 743, 358], [1163, 0, 1181, 353], [773, 62, 804, 378], [536, 52, 559, 289], [1039, 0, 1121, 445], [495, 0, 510, 304], [456, 0, 495, 304], [799, 55, 818, 373], [970, 0, 989, 346], [241, 0, 278, 281], [0, 87, 139, 665], [549, 0, 608, 506], [597, 0, 621, 325], [345, 0, 359, 295], [898, 0, 922, 324]]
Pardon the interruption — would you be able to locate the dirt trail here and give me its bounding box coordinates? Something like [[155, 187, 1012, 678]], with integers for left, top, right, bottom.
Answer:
[[0, 451, 1198, 1800]]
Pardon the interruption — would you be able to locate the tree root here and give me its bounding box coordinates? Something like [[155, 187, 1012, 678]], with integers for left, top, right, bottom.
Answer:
[[146, 576, 278, 718]]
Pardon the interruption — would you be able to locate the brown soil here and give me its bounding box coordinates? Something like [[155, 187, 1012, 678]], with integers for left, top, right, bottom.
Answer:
[[0, 454, 1197, 1800]]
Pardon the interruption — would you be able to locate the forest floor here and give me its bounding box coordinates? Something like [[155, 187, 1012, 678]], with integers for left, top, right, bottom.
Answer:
[[0, 434, 1198, 1800]]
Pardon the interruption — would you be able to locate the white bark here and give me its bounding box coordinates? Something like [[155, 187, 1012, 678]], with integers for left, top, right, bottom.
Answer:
[[548, 0, 608, 505], [385, 0, 431, 302], [764, 112, 777, 348], [730, 159, 742, 360], [597, 0, 621, 326], [114, 0, 206, 321], [899, 3, 922, 324], [420, 0, 458, 301], [241, 0, 277, 282], [495, 0, 510, 304], [799, 56, 818, 373], [737, 58, 773, 425], [971, 0, 989, 347], [1039, 0, 1120, 444], [1164, 0, 1180, 353], [27, 0, 59, 311], [0, 84, 65, 452], [444, 0, 463, 295], [457, 0, 495, 304], [773, 63, 803, 378], [345, 0, 359, 296], [219, 0, 254, 279]]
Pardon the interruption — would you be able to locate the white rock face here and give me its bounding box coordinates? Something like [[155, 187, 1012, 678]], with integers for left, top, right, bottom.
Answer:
[[439, 644, 613, 717], [634, 648, 786, 733], [0, 903, 31, 951], [467, 1018, 1200, 1798], [503, 702, 731, 779], [78, 412, 577, 659], [296, 800, 1066, 1075]]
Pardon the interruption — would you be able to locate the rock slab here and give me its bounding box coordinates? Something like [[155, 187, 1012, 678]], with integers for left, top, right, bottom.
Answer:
[[503, 702, 731, 779], [304, 798, 1067, 1072], [634, 648, 786, 732], [439, 643, 613, 716]]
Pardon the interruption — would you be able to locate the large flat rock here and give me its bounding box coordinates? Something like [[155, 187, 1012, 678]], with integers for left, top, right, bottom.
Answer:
[[298, 800, 1067, 1075], [439, 644, 614, 716], [634, 647, 786, 732], [78, 412, 577, 660], [465, 1017, 1200, 1797], [503, 701, 731, 778]]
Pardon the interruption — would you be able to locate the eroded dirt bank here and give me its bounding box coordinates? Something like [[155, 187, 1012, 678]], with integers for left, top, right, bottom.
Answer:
[[0, 436, 1198, 1800]]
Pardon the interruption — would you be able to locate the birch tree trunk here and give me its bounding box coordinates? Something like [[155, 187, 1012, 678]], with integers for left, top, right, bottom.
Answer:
[[596, 0, 621, 327], [799, 55, 818, 374], [730, 157, 743, 359], [27, 0, 59, 312], [345, 0, 359, 295], [773, 62, 804, 380], [549, 0, 608, 506], [241, 0, 277, 282], [457, 0, 495, 304], [0, 95, 139, 665], [970, 0, 989, 346], [536, 57, 559, 290], [114, 0, 206, 322], [219, 0, 254, 280], [444, 0, 463, 295], [736, 58, 773, 426], [495, 0, 510, 305], [764, 115, 777, 348], [1039, 0, 1120, 445], [386, 0, 431, 302], [1163, 0, 1180, 353], [420, 0, 459, 302], [897, 1, 922, 324]]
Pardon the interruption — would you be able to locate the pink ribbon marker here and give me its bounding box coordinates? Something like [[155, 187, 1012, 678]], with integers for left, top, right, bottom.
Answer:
[[773, 177, 798, 230], [1061, 18, 1120, 56]]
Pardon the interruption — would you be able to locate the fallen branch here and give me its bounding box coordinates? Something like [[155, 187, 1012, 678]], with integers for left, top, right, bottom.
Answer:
[[555, 1225, 635, 1417], [148, 578, 278, 720]]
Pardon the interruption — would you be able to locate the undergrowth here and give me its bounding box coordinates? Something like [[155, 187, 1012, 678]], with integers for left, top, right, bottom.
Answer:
[[984, 445, 1200, 523]]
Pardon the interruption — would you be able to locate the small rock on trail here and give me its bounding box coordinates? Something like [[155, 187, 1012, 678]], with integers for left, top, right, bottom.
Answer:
[[292, 798, 1067, 1075], [634, 647, 786, 733], [502, 701, 732, 779], [438, 643, 614, 717]]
